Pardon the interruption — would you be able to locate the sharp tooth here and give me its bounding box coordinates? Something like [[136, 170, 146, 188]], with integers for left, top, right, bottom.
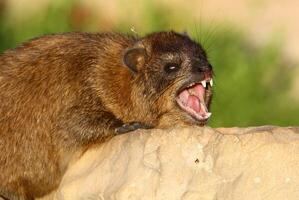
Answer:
[[206, 112, 212, 118], [210, 79, 213, 87], [201, 80, 206, 88]]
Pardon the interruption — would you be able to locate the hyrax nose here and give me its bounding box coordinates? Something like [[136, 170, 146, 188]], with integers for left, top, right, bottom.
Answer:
[[192, 62, 213, 74], [199, 65, 212, 72]]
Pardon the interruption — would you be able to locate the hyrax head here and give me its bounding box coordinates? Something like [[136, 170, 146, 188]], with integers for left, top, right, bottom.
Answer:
[[123, 31, 213, 126]]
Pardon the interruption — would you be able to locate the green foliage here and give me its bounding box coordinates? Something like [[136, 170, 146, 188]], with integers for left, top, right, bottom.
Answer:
[[0, 0, 74, 52], [0, 0, 298, 126], [203, 29, 299, 126]]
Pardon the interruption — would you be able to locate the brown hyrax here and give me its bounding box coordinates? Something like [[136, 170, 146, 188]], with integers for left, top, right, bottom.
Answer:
[[0, 31, 213, 199]]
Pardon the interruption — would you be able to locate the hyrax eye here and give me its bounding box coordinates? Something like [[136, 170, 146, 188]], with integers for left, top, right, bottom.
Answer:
[[164, 63, 180, 73]]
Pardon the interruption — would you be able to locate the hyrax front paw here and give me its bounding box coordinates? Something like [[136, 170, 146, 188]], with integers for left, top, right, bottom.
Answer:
[[115, 122, 153, 134]]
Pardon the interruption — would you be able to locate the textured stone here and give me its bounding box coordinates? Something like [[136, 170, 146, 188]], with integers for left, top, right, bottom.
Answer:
[[41, 126, 299, 200]]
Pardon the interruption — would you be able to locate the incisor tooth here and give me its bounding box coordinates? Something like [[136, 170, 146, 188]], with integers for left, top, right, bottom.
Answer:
[[210, 79, 213, 87], [206, 112, 212, 118], [201, 80, 206, 88]]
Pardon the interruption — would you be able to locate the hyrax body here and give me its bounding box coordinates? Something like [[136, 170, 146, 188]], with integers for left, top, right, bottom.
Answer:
[[0, 31, 213, 199]]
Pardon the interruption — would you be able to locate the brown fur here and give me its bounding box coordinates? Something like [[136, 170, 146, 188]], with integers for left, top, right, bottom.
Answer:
[[0, 31, 213, 199]]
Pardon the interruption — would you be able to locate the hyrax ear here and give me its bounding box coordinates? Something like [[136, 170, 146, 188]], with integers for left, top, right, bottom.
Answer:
[[123, 47, 147, 74]]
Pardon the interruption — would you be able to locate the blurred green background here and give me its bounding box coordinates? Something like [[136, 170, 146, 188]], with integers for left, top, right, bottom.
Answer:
[[0, 0, 298, 127]]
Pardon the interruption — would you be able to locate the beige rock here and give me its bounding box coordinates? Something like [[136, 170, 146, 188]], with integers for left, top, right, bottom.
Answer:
[[41, 126, 299, 200]]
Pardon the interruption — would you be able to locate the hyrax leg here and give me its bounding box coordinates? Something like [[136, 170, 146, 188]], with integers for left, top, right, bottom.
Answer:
[[115, 122, 153, 134]]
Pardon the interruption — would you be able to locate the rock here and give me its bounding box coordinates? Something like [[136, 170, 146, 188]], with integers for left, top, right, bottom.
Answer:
[[40, 126, 299, 200]]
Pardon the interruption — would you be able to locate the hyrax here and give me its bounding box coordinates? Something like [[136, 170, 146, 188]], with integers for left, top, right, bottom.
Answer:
[[0, 31, 213, 199]]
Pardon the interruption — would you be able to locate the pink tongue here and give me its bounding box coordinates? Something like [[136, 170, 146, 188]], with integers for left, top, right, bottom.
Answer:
[[178, 84, 210, 118], [193, 84, 205, 102], [187, 95, 201, 112]]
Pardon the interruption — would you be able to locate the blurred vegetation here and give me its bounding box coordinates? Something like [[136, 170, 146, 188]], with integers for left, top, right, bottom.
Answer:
[[0, 0, 298, 127], [208, 32, 299, 126]]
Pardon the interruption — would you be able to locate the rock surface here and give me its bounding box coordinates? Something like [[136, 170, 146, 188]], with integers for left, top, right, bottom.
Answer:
[[41, 126, 299, 200]]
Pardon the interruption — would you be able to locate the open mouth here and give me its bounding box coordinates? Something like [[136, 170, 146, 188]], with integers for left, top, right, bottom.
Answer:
[[176, 78, 213, 122]]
